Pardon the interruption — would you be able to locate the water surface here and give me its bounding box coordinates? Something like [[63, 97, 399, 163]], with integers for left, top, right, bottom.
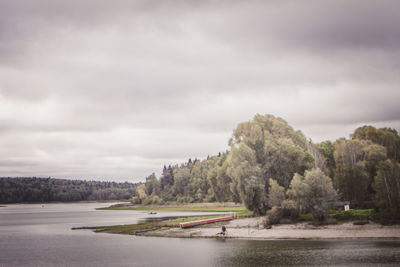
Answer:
[[1, 203, 399, 266]]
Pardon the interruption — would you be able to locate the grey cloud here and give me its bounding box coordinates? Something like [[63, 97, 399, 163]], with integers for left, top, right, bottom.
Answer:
[[1, 0, 400, 180], [199, 1, 400, 52]]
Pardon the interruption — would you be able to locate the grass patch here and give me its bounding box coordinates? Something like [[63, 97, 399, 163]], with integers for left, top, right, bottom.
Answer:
[[297, 209, 375, 223], [72, 221, 160, 234], [298, 213, 313, 221], [72, 214, 231, 234], [79, 203, 252, 235], [329, 209, 374, 221]]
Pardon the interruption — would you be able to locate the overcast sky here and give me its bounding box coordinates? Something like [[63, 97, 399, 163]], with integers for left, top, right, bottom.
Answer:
[[1, 0, 400, 182]]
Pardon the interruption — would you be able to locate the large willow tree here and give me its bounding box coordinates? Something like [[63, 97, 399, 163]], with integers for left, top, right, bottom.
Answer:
[[226, 114, 314, 215]]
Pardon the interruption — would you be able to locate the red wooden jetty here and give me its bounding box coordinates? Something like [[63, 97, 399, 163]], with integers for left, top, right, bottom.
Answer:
[[179, 216, 233, 228]]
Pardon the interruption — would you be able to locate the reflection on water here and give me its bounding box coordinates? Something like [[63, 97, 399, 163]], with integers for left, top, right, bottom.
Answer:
[[0, 203, 399, 267]]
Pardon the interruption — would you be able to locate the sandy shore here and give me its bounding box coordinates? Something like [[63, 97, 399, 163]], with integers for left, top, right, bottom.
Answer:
[[143, 217, 400, 240]]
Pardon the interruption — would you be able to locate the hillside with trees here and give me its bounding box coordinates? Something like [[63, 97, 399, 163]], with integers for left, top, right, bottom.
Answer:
[[0, 177, 139, 203], [136, 114, 400, 222]]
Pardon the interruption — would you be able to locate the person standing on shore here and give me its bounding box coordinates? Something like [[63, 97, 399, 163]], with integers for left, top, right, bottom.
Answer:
[[222, 225, 227, 236]]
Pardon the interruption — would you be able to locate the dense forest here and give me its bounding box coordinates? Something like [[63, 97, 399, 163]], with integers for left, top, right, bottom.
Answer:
[[136, 114, 400, 222], [0, 177, 140, 203]]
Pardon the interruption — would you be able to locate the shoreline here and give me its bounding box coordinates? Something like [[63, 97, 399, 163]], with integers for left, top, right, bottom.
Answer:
[[142, 220, 400, 240], [87, 217, 400, 241]]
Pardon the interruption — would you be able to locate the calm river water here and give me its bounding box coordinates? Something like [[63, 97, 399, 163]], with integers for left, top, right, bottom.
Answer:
[[1, 203, 399, 266]]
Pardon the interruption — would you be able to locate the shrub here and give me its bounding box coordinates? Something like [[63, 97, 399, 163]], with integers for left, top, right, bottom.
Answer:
[[329, 209, 374, 221], [143, 196, 153, 205], [287, 168, 337, 223], [281, 200, 299, 220], [268, 179, 285, 207], [151, 195, 163, 205], [266, 206, 282, 225], [177, 196, 188, 204], [130, 196, 140, 205]]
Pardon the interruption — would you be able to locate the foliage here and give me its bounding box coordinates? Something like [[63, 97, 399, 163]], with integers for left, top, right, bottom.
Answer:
[[288, 168, 337, 222], [329, 209, 374, 221], [226, 114, 314, 215], [281, 199, 299, 220], [316, 141, 336, 177], [266, 206, 282, 225], [177, 196, 194, 204], [226, 143, 265, 215], [207, 154, 233, 202], [286, 173, 310, 213], [145, 173, 160, 196], [143, 195, 163, 205], [373, 159, 400, 221], [333, 139, 386, 207], [268, 179, 285, 207], [353, 126, 400, 162], [130, 196, 140, 204], [0, 177, 139, 203], [135, 184, 148, 204], [308, 141, 329, 175]]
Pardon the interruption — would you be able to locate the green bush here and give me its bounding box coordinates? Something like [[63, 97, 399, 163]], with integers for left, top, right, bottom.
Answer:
[[373, 209, 400, 225], [329, 209, 374, 221], [130, 196, 140, 204], [177, 196, 187, 204], [266, 206, 282, 225], [143, 196, 153, 205], [151, 195, 163, 205], [312, 205, 329, 222], [281, 200, 299, 220]]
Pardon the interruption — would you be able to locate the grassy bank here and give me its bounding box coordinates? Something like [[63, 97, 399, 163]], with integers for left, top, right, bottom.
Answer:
[[297, 209, 375, 223], [72, 215, 226, 235], [73, 203, 252, 235]]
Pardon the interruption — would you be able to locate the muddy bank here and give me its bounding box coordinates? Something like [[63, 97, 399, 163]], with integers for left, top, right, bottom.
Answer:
[[141, 217, 400, 240]]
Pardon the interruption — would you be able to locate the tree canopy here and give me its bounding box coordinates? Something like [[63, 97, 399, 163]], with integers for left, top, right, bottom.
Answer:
[[0, 177, 139, 203]]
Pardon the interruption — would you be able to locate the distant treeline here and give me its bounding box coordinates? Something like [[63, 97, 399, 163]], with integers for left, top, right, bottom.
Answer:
[[135, 114, 400, 222], [0, 177, 140, 203]]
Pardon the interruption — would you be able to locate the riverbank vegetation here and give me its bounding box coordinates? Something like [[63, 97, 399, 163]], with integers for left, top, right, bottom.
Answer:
[[133, 114, 400, 224]]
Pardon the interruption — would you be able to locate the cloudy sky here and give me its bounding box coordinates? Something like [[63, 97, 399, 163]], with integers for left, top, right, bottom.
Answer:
[[1, 0, 399, 181]]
